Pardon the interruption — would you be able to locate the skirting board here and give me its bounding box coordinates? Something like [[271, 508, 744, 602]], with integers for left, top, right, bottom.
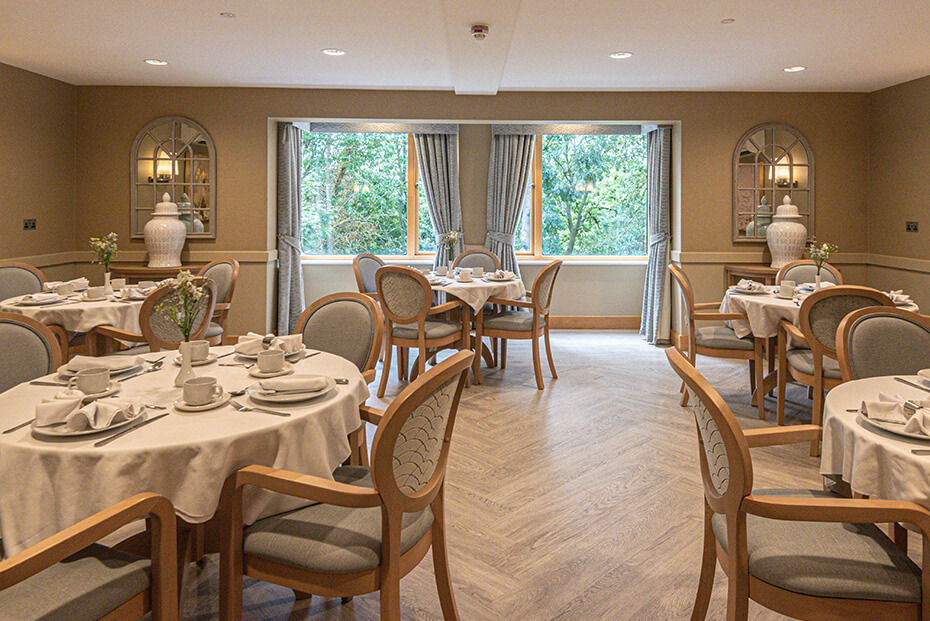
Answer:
[[549, 315, 640, 329]]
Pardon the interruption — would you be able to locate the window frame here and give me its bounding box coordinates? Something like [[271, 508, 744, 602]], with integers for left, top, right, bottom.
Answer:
[[516, 133, 649, 261], [300, 134, 436, 260]]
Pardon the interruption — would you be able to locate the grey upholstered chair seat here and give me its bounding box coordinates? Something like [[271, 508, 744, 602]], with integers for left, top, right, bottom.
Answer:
[[694, 326, 753, 350], [484, 310, 545, 332], [786, 349, 842, 379], [244, 466, 434, 574], [712, 489, 921, 603], [0, 543, 151, 620], [392, 320, 462, 340], [205, 321, 223, 338]]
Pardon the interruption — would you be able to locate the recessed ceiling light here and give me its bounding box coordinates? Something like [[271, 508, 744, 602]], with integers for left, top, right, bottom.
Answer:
[[720, 18, 736, 24], [219, 12, 236, 18], [322, 48, 346, 56], [144, 59, 168, 66], [609, 51, 634, 59], [784, 66, 806, 72]]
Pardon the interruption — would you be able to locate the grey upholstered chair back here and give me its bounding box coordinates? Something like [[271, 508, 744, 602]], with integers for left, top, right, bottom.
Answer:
[[201, 261, 235, 303], [0, 317, 57, 392], [144, 279, 216, 349], [685, 386, 730, 495], [808, 295, 886, 352], [453, 250, 500, 273], [355, 254, 384, 294], [0, 264, 43, 302], [299, 297, 377, 371], [377, 270, 429, 322], [533, 261, 562, 312], [846, 312, 930, 379], [780, 261, 841, 286]]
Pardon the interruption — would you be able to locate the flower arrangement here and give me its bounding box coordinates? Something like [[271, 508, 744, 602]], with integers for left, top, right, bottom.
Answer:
[[807, 239, 838, 275], [89, 232, 118, 272], [441, 230, 459, 262], [155, 271, 206, 342]]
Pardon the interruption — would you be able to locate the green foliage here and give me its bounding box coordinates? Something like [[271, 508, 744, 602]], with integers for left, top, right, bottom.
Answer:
[[89, 232, 118, 270], [540, 134, 647, 256], [154, 270, 207, 342]]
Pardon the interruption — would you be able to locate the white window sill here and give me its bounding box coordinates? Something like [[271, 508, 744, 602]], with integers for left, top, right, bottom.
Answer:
[[301, 257, 648, 267]]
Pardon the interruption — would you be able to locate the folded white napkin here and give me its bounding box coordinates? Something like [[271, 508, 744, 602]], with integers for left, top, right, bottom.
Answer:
[[905, 410, 930, 436], [258, 376, 327, 393], [798, 281, 836, 290], [34, 389, 87, 427], [489, 270, 516, 280], [734, 279, 766, 292], [64, 355, 143, 373], [44, 277, 89, 292], [860, 392, 930, 425], [235, 333, 304, 355], [21, 292, 61, 303], [884, 290, 913, 306], [120, 286, 154, 300], [67, 399, 144, 431]]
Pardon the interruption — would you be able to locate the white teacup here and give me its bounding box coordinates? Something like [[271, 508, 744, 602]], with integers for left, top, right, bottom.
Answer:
[[55, 283, 75, 297], [69, 367, 110, 394], [183, 377, 222, 406], [457, 268, 473, 282], [472, 267, 484, 277], [435, 266, 448, 276], [779, 280, 796, 298], [110, 278, 127, 289], [419, 268, 431, 275], [84, 286, 106, 300], [187, 339, 210, 362], [258, 349, 286, 373]]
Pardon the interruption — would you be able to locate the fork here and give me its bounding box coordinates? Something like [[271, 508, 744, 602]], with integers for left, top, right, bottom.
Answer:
[[228, 399, 290, 417]]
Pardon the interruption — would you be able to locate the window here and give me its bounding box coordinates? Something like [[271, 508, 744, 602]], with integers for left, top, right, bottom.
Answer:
[[299, 132, 434, 256], [517, 132, 648, 257]]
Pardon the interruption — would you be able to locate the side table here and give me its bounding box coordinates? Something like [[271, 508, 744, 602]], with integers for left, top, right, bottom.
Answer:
[[110, 265, 203, 283], [724, 264, 778, 287]]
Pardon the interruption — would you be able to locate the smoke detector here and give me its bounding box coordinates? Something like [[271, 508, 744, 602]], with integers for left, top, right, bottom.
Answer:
[[470, 24, 489, 40]]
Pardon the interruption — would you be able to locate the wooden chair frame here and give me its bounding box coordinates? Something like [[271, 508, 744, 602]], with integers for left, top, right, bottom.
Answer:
[[375, 266, 467, 398], [837, 307, 930, 382], [353, 253, 385, 300], [218, 350, 474, 621], [477, 260, 562, 390], [0, 311, 63, 378], [776, 286, 893, 454], [0, 493, 178, 621], [668, 264, 766, 420], [197, 258, 239, 344], [451, 249, 502, 271], [775, 260, 843, 285], [90, 278, 217, 353], [667, 346, 930, 621]]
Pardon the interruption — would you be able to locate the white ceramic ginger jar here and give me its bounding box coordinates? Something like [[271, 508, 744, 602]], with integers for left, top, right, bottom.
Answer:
[[144, 193, 187, 268], [766, 196, 807, 269]]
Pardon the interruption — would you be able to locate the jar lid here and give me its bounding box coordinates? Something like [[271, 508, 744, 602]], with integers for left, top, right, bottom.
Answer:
[[773, 195, 801, 218], [154, 192, 179, 215]]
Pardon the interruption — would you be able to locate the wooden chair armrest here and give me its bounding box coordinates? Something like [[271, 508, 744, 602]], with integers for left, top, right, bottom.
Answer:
[[359, 405, 384, 425], [778, 320, 807, 345], [487, 296, 533, 308], [427, 301, 461, 315], [362, 369, 376, 384], [235, 464, 381, 508], [213, 302, 230, 312], [742, 495, 930, 537], [693, 302, 722, 310], [743, 425, 821, 448], [692, 312, 747, 322], [91, 325, 147, 343]]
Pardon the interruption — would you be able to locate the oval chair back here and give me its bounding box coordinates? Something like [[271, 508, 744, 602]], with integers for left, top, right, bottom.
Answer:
[[668, 263, 695, 323], [776, 260, 843, 286], [140, 278, 217, 351], [799, 285, 894, 361], [197, 258, 239, 307], [0, 312, 63, 392], [374, 266, 432, 327], [0, 262, 45, 302], [452, 249, 501, 273], [837, 307, 930, 381], [295, 292, 383, 383], [531, 260, 562, 315], [353, 253, 385, 297]]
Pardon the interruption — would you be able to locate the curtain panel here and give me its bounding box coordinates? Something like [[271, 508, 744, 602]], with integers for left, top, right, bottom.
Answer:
[[276, 122, 305, 335], [640, 125, 673, 345], [414, 134, 464, 268], [486, 134, 535, 275]]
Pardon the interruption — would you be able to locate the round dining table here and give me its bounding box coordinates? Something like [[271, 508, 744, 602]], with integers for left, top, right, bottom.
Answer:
[[0, 345, 369, 556], [0, 293, 145, 335], [821, 375, 930, 508]]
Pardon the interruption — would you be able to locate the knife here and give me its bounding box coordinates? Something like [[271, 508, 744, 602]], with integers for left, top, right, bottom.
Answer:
[[94, 412, 170, 447], [29, 380, 69, 387], [894, 377, 930, 394]]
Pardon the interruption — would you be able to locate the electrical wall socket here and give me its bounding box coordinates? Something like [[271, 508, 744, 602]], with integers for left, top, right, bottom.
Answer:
[[22, 219, 36, 230], [906, 221, 919, 232]]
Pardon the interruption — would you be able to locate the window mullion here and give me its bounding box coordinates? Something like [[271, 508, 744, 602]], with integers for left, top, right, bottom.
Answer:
[[407, 134, 419, 256], [532, 135, 543, 257]]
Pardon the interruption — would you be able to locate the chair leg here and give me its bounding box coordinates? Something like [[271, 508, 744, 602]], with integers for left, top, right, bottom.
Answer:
[[491, 337, 499, 368], [544, 325, 557, 378], [691, 502, 716, 621], [500, 339, 507, 369], [380, 523, 403, 621], [431, 491, 460, 620], [811, 380, 824, 457], [748, 359, 756, 394], [378, 340, 393, 398], [345, 425, 369, 467], [776, 336, 787, 426], [396, 346, 406, 383], [754, 339, 765, 420], [531, 336, 545, 389]]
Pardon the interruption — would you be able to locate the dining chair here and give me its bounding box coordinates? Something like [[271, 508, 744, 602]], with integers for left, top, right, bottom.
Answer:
[[90, 278, 217, 354], [218, 349, 474, 621], [775, 259, 843, 286], [666, 346, 929, 621], [478, 260, 561, 390], [0, 261, 45, 302], [0, 312, 63, 393], [776, 285, 893, 453], [668, 264, 766, 420], [197, 258, 239, 345], [0, 492, 178, 621], [451, 249, 501, 273], [375, 266, 466, 398], [353, 253, 385, 300], [837, 306, 930, 381]]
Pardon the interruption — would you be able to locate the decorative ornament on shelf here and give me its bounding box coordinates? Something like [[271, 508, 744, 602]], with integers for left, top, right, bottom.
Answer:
[[807, 239, 838, 290], [177, 192, 204, 234], [765, 196, 808, 269], [89, 232, 118, 294], [144, 193, 187, 268], [154, 271, 207, 386]]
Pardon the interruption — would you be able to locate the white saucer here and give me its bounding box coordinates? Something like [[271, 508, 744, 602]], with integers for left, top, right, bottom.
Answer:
[[173, 353, 218, 367], [18, 296, 64, 306], [248, 363, 295, 378], [82, 294, 107, 302], [234, 347, 306, 361], [58, 362, 141, 378], [246, 376, 336, 403], [483, 276, 516, 282], [728, 287, 767, 295], [174, 392, 230, 412], [80, 381, 121, 402], [775, 293, 795, 299], [31, 415, 141, 438]]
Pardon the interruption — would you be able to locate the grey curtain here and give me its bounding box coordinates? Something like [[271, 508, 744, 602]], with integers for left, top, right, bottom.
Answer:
[[276, 122, 305, 335], [640, 125, 672, 345], [414, 134, 464, 268], [486, 134, 534, 275]]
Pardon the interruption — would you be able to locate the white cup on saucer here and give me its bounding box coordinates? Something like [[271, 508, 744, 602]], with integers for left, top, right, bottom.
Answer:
[[472, 267, 484, 278], [435, 266, 448, 276], [420, 268, 431, 275], [183, 377, 222, 406], [779, 280, 796, 298], [84, 286, 106, 300], [110, 278, 127, 289], [69, 367, 110, 394], [457, 268, 473, 282], [258, 349, 286, 373], [187, 340, 210, 362], [55, 283, 75, 297]]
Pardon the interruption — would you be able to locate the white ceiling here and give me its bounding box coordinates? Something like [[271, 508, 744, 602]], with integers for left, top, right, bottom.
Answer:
[[2, 0, 930, 94]]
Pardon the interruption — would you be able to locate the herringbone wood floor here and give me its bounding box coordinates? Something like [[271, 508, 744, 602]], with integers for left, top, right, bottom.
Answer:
[[182, 331, 874, 620]]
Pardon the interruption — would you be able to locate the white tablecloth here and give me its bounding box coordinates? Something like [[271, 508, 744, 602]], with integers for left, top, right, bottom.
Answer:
[[0, 346, 369, 555], [0, 294, 144, 335], [821, 375, 930, 509], [432, 278, 526, 312]]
